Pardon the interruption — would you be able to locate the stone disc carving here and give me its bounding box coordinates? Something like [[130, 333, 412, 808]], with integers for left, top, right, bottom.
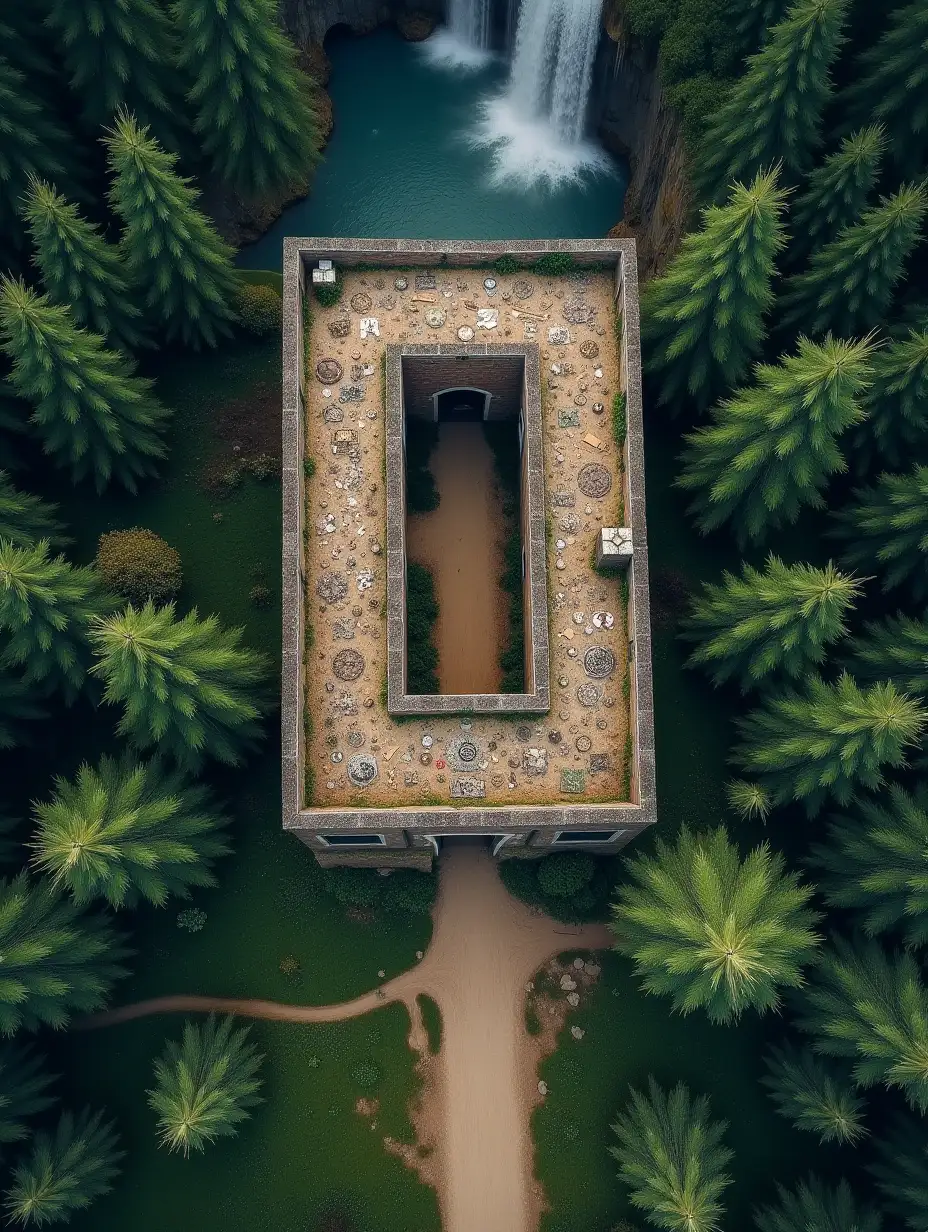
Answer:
[[512, 279, 534, 300], [425, 308, 446, 328], [347, 753, 378, 787], [328, 316, 350, 339], [457, 326, 475, 342], [348, 730, 365, 748], [394, 277, 408, 291], [317, 572, 348, 604], [575, 735, 592, 753], [350, 292, 373, 313], [332, 648, 365, 681], [577, 463, 612, 499], [584, 646, 617, 679], [563, 298, 595, 325], [580, 340, 600, 359], [316, 358, 343, 385], [448, 737, 480, 771], [577, 682, 602, 707], [516, 724, 532, 743]]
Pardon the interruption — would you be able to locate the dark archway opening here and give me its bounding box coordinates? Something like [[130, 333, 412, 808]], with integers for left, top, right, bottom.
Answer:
[[437, 388, 486, 422]]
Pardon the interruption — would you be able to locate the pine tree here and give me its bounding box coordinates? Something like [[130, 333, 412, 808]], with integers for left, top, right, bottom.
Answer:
[[31, 755, 230, 909], [0, 278, 168, 492], [733, 672, 926, 815], [796, 936, 928, 1111], [44, 0, 179, 137], [778, 184, 928, 339], [755, 1176, 881, 1232], [0, 873, 127, 1034], [23, 179, 147, 355], [841, 0, 928, 179], [696, 0, 848, 201], [0, 1045, 56, 1150], [0, 540, 115, 702], [788, 126, 885, 268], [641, 168, 787, 412], [172, 0, 321, 200], [0, 475, 64, 548], [90, 601, 268, 770], [610, 826, 820, 1023], [810, 784, 928, 946], [834, 467, 928, 599], [678, 335, 875, 544], [850, 326, 928, 470], [681, 556, 861, 691], [852, 614, 928, 698], [763, 1043, 866, 1144], [610, 1079, 732, 1232], [0, 669, 44, 750], [730, 0, 793, 56], [104, 111, 238, 350], [872, 1119, 928, 1232], [726, 778, 771, 822], [148, 1015, 264, 1155], [4, 1108, 122, 1227]]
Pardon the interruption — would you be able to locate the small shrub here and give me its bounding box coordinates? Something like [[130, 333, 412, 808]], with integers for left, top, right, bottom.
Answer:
[[537, 853, 596, 898], [234, 282, 282, 335], [416, 993, 443, 1054], [406, 562, 440, 694], [304, 457, 317, 479], [500, 855, 617, 924], [96, 527, 182, 606], [279, 955, 300, 977], [352, 1062, 382, 1092], [493, 255, 520, 276], [313, 271, 344, 308], [534, 252, 574, 277], [326, 867, 383, 910], [612, 391, 627, 445], [249, 584, 271, 607], [381, 868, 437, 913], [176, 907, 206, 933]]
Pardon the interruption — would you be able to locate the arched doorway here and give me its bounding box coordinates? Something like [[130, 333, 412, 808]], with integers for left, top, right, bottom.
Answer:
[[433, 387, 492, 422]]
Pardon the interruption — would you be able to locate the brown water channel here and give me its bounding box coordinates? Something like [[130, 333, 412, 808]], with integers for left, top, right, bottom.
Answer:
[[406, 422, 509, 694]]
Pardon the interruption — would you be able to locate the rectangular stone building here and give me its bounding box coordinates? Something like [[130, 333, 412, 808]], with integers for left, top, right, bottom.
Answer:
[[281, 238, 655, 868]]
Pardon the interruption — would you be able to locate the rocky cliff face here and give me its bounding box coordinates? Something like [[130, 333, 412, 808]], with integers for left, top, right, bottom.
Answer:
[[280, 0, 442, 46]]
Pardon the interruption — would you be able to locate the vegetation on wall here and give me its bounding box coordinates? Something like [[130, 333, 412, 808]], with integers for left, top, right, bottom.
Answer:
[[483, 421, 526, 693], [405, 561, 440, 695]]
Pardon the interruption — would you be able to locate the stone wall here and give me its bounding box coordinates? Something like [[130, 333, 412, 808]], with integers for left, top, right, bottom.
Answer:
[[401, 354, 523, 420]]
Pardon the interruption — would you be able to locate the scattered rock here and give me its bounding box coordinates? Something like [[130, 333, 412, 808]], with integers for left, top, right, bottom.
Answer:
[[538, 1081, 548, 1096], [560, 975, 577, 991], [570, 1024, 584, 1036]]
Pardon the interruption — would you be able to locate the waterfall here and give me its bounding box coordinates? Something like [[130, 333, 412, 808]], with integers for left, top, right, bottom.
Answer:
[[508, 0, 604, 144], [505, 0, 521, 53], [448, 0, 491, 51]]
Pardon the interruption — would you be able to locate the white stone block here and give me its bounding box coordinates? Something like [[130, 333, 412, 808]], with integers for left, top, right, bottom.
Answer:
[[596, 526, 633, 570]]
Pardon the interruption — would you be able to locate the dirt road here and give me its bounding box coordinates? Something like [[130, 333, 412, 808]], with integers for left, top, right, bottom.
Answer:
[[83, 843, 610, 1232]]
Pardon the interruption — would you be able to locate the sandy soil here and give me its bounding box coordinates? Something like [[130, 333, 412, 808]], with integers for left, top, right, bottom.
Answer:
[[406, 422, 508, 695], [83, 844, 609, 1232]]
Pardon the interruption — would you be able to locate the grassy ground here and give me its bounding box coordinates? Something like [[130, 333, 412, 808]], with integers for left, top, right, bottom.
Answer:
[[416, 994, 443, 1055]]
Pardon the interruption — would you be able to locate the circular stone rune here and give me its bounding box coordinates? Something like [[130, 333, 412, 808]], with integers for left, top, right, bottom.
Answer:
[[584, 646, 617, 679], [316, 572, 349, 604], [563, 299, 595, 325], [512, 279, 534, 300], [457, 326, 475, 342], [316, 358, 343, 385], [580, 340, 600, 359], [350, 292, 373, 313], [425, 308, 446, 328], [332, 648, 365, 681], [347, 753, 378, 787], [577, 463, 613, 499], [394, 277, 408, 291], [456, 740, 478, 763], [577, 682, 603, 707], [575, 735, 592, 753]]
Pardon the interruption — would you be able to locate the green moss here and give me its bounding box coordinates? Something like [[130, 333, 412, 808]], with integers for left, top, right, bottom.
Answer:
[[416, 994, 443, 1055], [304, 457, 317, 479], [534, 253, 575, 277], [313, 270, 344, 307], [494, 255, 521, 275], [405, 561, 440, 694], [612, 391, 627, 446], [483, 422, 526, 693]]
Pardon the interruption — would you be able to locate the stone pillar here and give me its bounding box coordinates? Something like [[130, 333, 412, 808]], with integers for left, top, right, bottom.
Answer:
[[596, 527, 633, 570]]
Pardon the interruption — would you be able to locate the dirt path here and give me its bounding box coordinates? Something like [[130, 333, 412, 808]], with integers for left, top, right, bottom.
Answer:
[[83, 844, 610, 1232], [405, 423, 508, 695]]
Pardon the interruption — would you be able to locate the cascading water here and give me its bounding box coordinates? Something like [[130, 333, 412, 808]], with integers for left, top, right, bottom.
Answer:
[[508, 0, 604, 144], [448, 0, 492, 52]]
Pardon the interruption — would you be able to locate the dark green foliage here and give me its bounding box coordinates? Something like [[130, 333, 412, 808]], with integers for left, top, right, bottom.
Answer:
[[313, 272, 344, 308], [173, 0, 321, 199], [872, 1119, 928, 1232], [416, 994, 442, 1055], [0, 278, 169, 492], [483, 421, 525, 692], [851, 613, 928, 698], [763, 1043, 866, 1144], [841, 0, 928, 178], [105, 111, 239, 350], [324, 867, 437, 915], [44, 0, 180, 136], [834, 466, 928, 599], [779, 184, 928, 339], [680, 556, 861, 691], [730, 0, 794, 54], [610, 1078, 733, 1232], [499, 855, 617, 924], [733, 672, 926, 815], [23, 179, 147, 355], [404, 421, 440, 513], [809, 784, 928, 946], [641, 168, 787, 411], [234, 283, 283, 335], [787, 126, 885, 268], [754, 1176, 881, 1232], [696, 0, 848, 201], [0, 1045, 57, 1150], [0, 57, 74, 246], [534, 253, 574, 276], [148, 1015, 264, 1155], [94, 527, 182, 607], [796, 936, 928, 1111], [536, 853, 595, 898], [851, 326, 928, 469], [678, 335, 875, 543], [493, 255, 520, 275], [405, 561, 439, 695], [612, 391, 627, 445], [0, 873, 127, 1034], [611, 826, 820, 1022], [352, 1062, 381, 1092], [0, 670, 44, 750], [90, 601, 269, 770], [4, 1108, 122, 1227], [0, 539, 115, 702], [31, 755, 231, 909], [0, 475, 63, 548]]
